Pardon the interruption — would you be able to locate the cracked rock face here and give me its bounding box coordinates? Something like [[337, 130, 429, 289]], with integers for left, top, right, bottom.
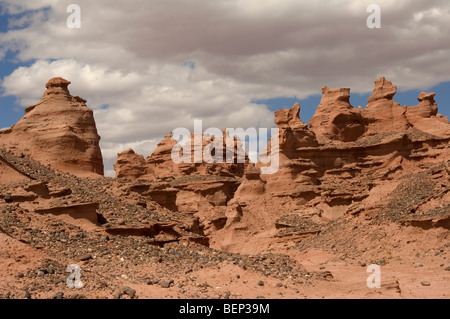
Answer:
[[0, 77, 104, 177]]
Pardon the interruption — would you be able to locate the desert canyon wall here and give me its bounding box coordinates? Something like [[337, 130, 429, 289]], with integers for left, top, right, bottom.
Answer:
[[113, 76, 450, 251], [0, 76, 449, 299]]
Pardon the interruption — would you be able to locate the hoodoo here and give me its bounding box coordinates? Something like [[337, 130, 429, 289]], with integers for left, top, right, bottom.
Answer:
[[0, 77, 104, 177]]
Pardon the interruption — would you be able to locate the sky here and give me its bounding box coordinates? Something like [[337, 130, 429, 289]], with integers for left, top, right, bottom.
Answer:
[[0, 0, 449, 177]]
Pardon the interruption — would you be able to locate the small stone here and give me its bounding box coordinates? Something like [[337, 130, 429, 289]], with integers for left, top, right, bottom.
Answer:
[[160, 281, 171, 288], [257, 281, 264, 286], [17, 273, 24, 278], [69, 293, 79, 299], [4, 194, 12, 203], [413, 262, 423, 268], [121, 286, 136, 299], [445, 266, 450, 271], [421, 281, 431, 287], [275, 283, 283, 288], [79, 253, 92, 261], [37, 271, 45, 278], [359, 261, 367, 267], [117, 218, 126, 225], [52, 292, 64, 299], [236, 274, 240, 279], [24, 290, 31, 299], [113, 291, 122, 299]]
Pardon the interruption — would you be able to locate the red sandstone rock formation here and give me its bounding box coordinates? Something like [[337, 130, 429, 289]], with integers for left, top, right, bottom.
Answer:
[[364, 76, 410, 134], [115, 132, 248, 180], [308, 76, 450, 142], [274, 102, 318, 158], [111, 76, 450, 252], [0, 76, 449, 299], [114, 148, 152, 179], [215, 77, 450, 251], [406, 92, 450, 137], [309, 87, 365, 143], [0, 77, 104, 177]]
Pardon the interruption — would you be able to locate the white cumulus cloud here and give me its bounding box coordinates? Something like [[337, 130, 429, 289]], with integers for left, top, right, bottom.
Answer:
[[1, 0, 450, 176]]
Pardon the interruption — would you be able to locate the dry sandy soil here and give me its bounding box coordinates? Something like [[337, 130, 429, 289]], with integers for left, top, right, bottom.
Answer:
[[0, 148, 448, 300]]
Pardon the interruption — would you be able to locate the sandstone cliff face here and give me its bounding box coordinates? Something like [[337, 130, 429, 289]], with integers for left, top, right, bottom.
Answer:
[[222, 77, 449, 251], [309, 87, 365, 143], [0, 77, 104, 177], [113, 76, 449, 252]]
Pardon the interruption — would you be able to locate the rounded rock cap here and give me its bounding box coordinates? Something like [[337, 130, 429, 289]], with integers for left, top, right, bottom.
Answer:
[[45, 77, 71, 89]]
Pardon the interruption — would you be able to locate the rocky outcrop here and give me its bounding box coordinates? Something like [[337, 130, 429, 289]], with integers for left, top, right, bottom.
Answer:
[[309, 87, 366, 143], [114, 148, 151, 179], [0, 77, 104, 177], [111, 76, 449, 252], [308, 76, 450, 143], [363, 76, 410, 134], [214, 77, 450, 251], [274, 102, 318, 157], [115, 132, 248, 180], [406, 92, 450, 137]]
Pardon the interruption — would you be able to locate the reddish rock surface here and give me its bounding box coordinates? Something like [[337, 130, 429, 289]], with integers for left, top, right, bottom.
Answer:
[[112, 76, 449, 262], [364, 76, 410, 134], [0, 77, 103, 177], [309, 87, 365, 143], [114, 148, 151, 179], [0, 76, 449, 300], [406, 91, 450, 137], [115, 132, 248, 180]]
